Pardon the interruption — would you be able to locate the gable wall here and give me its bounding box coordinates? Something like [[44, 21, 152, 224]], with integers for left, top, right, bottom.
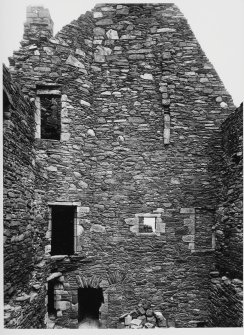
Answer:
[[4, 3, 241, 329]]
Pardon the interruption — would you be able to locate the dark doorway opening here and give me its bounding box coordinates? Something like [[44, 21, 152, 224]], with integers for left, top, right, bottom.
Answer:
[[47, 279, 56, 317], [51, 205, 75, 256], [78, 287, 104, 322]]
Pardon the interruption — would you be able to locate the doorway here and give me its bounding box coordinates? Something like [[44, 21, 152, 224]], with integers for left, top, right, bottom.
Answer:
[[51, 205, 75, 255], [78, 287, 104, 322]]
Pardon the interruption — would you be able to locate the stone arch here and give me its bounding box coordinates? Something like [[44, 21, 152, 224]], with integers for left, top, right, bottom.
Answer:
[[76, 275, 102, 288]]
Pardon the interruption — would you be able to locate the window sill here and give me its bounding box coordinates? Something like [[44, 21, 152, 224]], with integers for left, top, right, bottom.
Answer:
[[136, 232, 161, 236], [50, 254, 93, 262], [35, 138, 60, 142], [191, 248, 215, 254]]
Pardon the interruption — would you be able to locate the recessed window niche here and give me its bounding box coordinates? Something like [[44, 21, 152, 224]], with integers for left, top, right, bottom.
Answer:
[[35, 86, 61, 140], [139, 217, 156, 233]]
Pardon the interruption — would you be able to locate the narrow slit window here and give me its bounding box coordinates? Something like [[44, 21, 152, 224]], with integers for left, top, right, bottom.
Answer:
[[51, 205, 75, 256], [164, 111, 170, 144], [40, 95, 61, 140], [47, 279, 57, 317], [3, 90, 12, 121]]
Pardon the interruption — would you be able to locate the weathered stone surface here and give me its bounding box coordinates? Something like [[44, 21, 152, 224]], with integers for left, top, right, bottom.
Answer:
[[90, 224, 106, 233], [3, 64, 47, 328], [180, 208, 195, 214], [170, 177, 180, 184], [94, 45, 112, 62], [162, 99, 170, 106], [79, 207, 90, 213], [78, 181, 88, 189], [43, 47, 54, 55], [15, 293, 30, 301], [75, 48, 86, 57], [140, 73, 153, 80], [157, 28, 176, 33], [4, 2, 241, 330], [80, 99, 91, 107], [66, 55, 85, 69], [47, 272, 62, 281], [138, 307, 145, 315], [119, 301, 171, 328], [116, 7, 129, 15], [93, 12, 103, 18], [106, 29, 119, 39], [93, 27, 105, 36], [125, 218, 136, 225], [124, 315, 132, 325], [56, 301, 71, 311], [87, 129, 95, 137], [95, 18, 113, 26], [182, 235, 194, 243], [145, 322, 154, 328], [208, 104, 243, 327], [130, 318, 142, 326]]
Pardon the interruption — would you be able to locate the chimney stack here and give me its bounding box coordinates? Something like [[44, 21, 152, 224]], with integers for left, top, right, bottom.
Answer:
[[22, 6, 53, 46]]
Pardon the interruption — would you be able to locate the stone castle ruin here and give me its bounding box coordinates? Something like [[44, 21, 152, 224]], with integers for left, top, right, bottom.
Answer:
[[3, 3, 243, 328]]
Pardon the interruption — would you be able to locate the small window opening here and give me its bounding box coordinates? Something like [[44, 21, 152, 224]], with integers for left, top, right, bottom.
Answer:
[[139, 217, 156, 233], [3, 91, 11, 120], [232, 153, 242, 165], [40, 95, 61, 140], [78, 287, 104, 324], [47, 279, 57, 318], [51, 206, 75, 256]]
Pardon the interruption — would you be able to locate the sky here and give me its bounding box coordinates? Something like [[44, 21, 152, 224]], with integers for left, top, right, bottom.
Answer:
[[0, 0, 243, 106]]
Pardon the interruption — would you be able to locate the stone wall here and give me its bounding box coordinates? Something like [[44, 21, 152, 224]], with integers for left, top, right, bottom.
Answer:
[[209, 103, 243, 327], [4, 3, 241, 329], [3, 65, 49, 328]]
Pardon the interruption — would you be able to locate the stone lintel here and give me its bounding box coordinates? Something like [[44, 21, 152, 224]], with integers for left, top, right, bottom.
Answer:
[[135, 213, 161, 218], [47, 272, 62, 281], [48, 201, 81, 206], [37, 89, 61, 95], [180, 208, 195, 214], [136, 232, 160, 236]]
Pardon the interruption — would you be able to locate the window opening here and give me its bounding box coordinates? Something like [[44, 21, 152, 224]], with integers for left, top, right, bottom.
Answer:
[[51, 205, 75, 256], [232, 153, 242, 165], [40, 95, 61, 140], [164, 111, 170, 144], [3, 90, 11, 120], [47, 279, 57, 317], [139, 217, 156, 233], [78, 287, 104, 324]]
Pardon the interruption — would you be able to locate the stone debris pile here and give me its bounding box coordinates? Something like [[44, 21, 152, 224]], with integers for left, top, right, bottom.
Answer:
[[118, 301, 174, 328]]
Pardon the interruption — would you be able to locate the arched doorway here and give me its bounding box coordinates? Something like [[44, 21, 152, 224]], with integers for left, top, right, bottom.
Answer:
[[78, 286, 104, 326]]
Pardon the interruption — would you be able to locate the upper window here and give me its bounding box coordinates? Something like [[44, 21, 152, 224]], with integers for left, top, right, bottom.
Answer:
[[35, 86, 61, 140], [51, 205, 76, 256], [40, 95, 61, 140]]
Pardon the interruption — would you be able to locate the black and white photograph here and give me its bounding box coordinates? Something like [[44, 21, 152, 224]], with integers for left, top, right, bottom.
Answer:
[[1, 0, 243, 330]]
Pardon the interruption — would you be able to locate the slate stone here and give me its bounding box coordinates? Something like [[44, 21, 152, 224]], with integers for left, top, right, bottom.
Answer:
[[95, 18, 113, 26], [3, 2, 241, 330], [66, 55, 85, 69]]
